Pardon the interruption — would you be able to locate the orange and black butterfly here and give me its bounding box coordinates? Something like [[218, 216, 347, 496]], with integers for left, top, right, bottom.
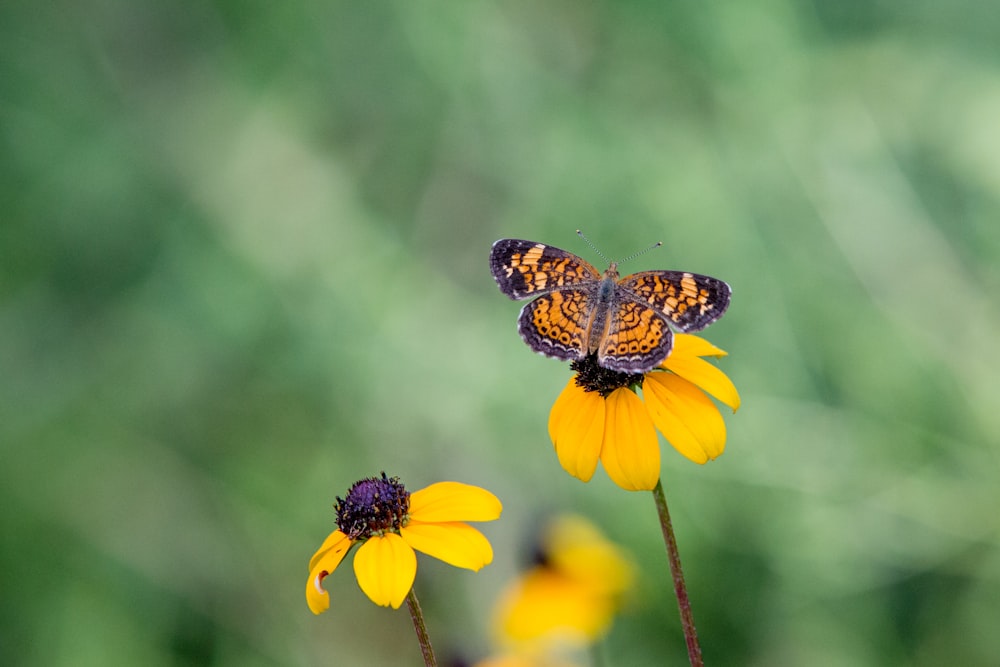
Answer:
[[489, 238, 731, 373]]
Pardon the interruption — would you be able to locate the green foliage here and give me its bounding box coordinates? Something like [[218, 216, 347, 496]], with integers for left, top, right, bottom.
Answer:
[[2, 1, 999, 665]]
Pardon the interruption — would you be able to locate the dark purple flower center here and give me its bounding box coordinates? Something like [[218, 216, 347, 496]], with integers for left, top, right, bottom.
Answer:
[[571, 354, 644, 397], [335, 473, 410, 539]]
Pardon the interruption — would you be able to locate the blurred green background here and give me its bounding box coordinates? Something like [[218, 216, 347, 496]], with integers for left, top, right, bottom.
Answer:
[[3, 1, 999, 665]]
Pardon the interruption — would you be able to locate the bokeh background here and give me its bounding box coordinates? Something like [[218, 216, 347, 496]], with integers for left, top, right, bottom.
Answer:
[[3, 2, 999, 665]]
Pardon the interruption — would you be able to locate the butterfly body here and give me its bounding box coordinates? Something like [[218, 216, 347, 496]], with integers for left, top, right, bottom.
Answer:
[[490, 238, 730, 373]]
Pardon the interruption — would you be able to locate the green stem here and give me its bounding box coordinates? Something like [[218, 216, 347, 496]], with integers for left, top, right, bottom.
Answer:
[[652, 478, 704, 667], [405, 587, 438, 667]]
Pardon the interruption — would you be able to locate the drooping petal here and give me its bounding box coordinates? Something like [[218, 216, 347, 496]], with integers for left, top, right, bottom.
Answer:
[[661, 354, 740, 412], [643, 372, 726, 463], [308, 529, 352, 571], [672, 333, 727, 358], [353, 533, 417, 609], [548, 378, 605, 482], [401, 521, 494, 570], [408, 482, 502, 523], [305, 530, 353, 614], [306, 568, 333, 615], [598, 388, 660, 491]]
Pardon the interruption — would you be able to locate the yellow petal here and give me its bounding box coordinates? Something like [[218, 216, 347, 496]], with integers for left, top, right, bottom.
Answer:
[[306, 568, 332, 615], [473, 656, 547, 667], [353, 534, 417, 609], [545, 515, 635, 597], [548, 378, 605, 482], [475, 656, 581, 667], [672, 333, 727, 358], [305, 530, 353, 615], [599, 388, 660, 491], [308, 529, 352, 572], [401, 521, 494, 570], [643, 373, 726, 463], [408, 482, 502, 523], [473, 657, 537, 667], [661, 354, 740, 412], [494, 569, 614, 645]]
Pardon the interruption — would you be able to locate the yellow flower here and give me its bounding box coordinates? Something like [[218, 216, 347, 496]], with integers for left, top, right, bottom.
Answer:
[[306, 473, 502, 612], [548, 334, 740, 491], [492, 515, 636, 649], [474, 652, 581, 667]]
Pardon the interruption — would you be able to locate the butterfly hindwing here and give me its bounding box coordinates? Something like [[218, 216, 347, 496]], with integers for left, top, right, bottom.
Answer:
[[516, 289, 591, 362], [597, 296, 674, 373]]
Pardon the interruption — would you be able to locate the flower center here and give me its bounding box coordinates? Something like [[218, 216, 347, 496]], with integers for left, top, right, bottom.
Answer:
[[571, 354, 644, 397], [335, 473, 410, 540]]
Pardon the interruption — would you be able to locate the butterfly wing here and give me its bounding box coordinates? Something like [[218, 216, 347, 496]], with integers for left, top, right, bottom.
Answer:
[[597, 296, 674, 373], [619, 271, 731, 333], [490, 239, 601, 300], [517, 289, 591, 362]]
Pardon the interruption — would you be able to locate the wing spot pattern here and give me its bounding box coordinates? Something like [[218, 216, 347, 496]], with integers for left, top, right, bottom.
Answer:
[[504, 250, 596, 295], [521, 291, 588, 360], [602, 302, 666, 358]]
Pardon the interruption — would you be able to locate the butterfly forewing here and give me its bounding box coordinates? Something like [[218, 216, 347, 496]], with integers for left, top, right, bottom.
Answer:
[[490, 239, 601, 300], [619, 271, 731, 333]]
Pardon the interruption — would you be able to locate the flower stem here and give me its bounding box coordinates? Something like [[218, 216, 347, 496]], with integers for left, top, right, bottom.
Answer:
[[652, 478, 704, 667], [405, 587, 438, 667]]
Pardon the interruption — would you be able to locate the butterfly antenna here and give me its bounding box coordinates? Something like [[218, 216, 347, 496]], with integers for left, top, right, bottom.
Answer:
[[576, 230, 611, 264], [619, 240, 663, 265]]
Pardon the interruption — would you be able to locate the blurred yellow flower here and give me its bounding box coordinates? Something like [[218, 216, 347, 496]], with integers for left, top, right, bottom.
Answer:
[[548, 334, 740, 491], [492, 515, 636, 650], [474, 652, 581, 667], [306, 473, 502, 612]]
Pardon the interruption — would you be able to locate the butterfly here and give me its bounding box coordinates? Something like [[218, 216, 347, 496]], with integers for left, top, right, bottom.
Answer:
[[489, 238, 731, 373]]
